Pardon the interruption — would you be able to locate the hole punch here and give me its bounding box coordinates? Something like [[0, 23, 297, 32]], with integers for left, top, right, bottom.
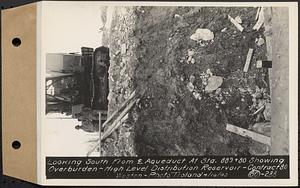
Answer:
[[12, 38, 21, 47], [12, 140, 21, 149]]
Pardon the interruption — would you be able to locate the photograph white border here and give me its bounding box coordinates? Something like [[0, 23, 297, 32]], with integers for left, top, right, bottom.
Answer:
[[37, 1, 298, 186]]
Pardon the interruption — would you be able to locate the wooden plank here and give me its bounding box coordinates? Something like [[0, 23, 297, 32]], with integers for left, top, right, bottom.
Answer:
[[226, 123, 271, 146], [253, 7, 264, 31], [228, 15, 244, 32], [251, 105, 265, 116], [46, 94, 71, 103], [99, 112, 102, 156], [255, 7, 261, 20], [102, 99, 137, 139], [86, 93, 138, 156], [45, 71, 74, 80], [87, 113, 129, 156], [243, 48, 254, 72], [102, 90, 136, 128]]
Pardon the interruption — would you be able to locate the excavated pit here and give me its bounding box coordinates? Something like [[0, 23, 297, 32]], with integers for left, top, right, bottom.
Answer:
[[100, 6, 270, 156]]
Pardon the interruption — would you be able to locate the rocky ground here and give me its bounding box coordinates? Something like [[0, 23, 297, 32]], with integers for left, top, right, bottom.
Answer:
[[100, 6, 271, 156]]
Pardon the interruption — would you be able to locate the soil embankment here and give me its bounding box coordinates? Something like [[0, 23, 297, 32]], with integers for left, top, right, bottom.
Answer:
[[101, 7, 270, 156]]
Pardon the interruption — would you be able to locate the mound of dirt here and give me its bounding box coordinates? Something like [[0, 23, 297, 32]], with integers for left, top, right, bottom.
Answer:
[[102, 6, 270, 156]]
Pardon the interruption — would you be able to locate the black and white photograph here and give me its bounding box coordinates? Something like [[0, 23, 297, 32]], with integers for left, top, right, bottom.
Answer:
[[44, 2, 289, 157], [1, 0, 298, 186], [40, 1, 297, 185]]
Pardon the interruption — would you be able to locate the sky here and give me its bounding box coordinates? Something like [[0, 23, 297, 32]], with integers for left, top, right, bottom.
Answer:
[[41, 2, 105, 53], [40, 2, 106, 158]]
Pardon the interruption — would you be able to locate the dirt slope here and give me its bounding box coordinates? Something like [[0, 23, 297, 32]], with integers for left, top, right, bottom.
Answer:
[[102, 6, 269, 156]]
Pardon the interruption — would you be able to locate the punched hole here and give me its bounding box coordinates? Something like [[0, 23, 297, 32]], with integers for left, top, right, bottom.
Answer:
[[12, 140, 21, 149], [12, 38, 21, 47]]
